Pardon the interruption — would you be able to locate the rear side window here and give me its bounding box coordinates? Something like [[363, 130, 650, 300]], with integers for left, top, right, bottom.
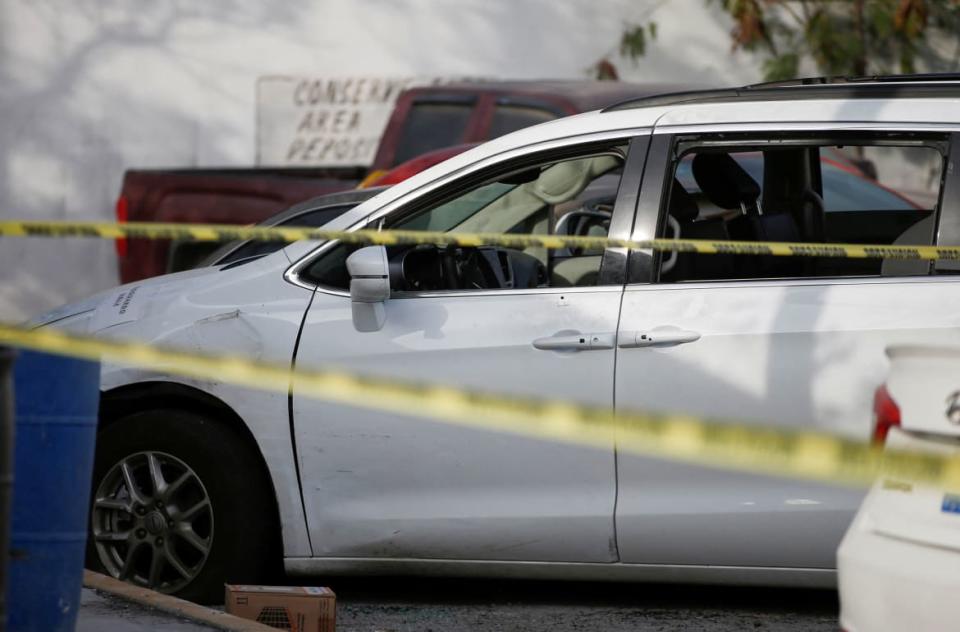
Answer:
[[487, 105, 557, 139], [821, 145, 941, 212], [657, 133, 946, 283], [673, 147, 940, 215], [393, 102, 473, 165]]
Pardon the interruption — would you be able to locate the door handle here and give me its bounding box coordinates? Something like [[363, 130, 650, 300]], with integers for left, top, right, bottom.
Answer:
[[618, 327, 701, 349], [533, 332, 615, 351]]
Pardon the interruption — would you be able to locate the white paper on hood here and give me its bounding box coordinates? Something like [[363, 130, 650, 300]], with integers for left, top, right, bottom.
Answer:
[[89, 286, 148, 332]]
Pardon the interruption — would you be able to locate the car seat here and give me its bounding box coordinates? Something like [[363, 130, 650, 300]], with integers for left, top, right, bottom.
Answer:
[[661, 178, 738, 281], [692, 152, 804, 278], [880, 214, 935, 277]]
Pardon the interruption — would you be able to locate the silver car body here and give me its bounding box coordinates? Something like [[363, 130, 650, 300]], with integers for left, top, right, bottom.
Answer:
[[37, 86, 960, 587]]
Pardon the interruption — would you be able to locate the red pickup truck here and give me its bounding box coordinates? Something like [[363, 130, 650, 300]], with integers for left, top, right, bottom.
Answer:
[[117, 80, 685, 282]]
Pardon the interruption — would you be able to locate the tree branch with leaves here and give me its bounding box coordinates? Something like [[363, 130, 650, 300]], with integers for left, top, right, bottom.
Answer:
[[590, 1, 666, 80], [713, 0, 960, 81], [607, 0, 960, 82]]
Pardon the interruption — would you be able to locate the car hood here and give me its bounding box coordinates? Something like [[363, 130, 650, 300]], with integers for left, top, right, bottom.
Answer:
[[29, 265, 226, 332], [29, 249, 314, 392], [29, 244, 305, 336]]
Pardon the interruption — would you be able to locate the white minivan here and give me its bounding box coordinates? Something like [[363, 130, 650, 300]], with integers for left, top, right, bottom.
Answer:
[[34, 76, 960, 602]]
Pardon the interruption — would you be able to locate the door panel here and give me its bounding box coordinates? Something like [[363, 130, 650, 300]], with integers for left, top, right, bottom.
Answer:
[[614, 278, 960, 568], [293, 287, 621, 562]]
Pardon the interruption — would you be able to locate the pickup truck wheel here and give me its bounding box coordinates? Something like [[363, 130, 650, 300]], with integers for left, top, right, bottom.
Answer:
[[87, 410, 279, 604]]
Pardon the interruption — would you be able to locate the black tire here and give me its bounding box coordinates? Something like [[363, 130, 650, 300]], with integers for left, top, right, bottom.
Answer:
[[87, 409, 280, 604]]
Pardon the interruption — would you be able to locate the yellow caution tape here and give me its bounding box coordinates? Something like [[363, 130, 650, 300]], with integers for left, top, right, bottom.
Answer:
[[1, 219, 958, 260], [1, 322, 958, 493]]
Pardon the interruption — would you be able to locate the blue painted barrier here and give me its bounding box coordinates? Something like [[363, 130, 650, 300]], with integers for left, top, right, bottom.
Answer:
[[7, 351, 100, 632]]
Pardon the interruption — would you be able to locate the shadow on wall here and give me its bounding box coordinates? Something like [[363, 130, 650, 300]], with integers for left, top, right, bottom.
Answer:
[[364, 0, 758, 87], [0, 0, 306, 321]]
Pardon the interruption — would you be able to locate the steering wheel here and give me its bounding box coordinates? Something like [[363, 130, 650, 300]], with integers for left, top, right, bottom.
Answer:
[[421, 245, 511, 290], [399, 245, 547, 291], [463, 246, 524, 289]]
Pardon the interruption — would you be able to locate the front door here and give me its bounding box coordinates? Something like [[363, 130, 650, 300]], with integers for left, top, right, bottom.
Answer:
[[291, 137, 646, 563]]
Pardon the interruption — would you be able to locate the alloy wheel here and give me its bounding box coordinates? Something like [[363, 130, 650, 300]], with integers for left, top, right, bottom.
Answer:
[[91, 451, 214, 593]]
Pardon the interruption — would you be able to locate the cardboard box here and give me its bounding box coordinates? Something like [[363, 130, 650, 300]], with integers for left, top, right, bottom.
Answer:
[[225, 584, 336, 632]]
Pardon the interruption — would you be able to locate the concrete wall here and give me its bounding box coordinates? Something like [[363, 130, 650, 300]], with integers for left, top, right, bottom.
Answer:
[[0, 0, 762, 320]]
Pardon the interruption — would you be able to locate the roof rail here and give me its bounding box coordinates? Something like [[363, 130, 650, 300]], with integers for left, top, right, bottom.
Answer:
[[746, 73, 960, 89], [604, 73, 960, 112]]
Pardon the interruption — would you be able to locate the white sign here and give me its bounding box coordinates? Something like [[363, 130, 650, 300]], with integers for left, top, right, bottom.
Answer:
[[89, 286, 147, 332], [256, 76, 451, 168]]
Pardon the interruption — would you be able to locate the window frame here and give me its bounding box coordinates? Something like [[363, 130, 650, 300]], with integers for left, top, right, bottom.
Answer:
[[934, 131, 960, 274], [629, 129, 951, 285], [286, 131, 652, 297]]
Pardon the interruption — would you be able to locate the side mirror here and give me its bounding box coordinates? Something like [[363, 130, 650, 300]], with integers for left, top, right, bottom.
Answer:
[[346, 246, 390, 332]]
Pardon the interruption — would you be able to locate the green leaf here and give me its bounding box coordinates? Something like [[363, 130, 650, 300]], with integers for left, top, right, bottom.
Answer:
[[696, 0, 960, 79], [620, 23, 651, 61], [762, 53, 799, 82]]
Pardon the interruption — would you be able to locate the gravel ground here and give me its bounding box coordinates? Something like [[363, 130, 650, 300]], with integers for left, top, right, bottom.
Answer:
[[329, 578, 839, 632], [76, 578, 839, 631]]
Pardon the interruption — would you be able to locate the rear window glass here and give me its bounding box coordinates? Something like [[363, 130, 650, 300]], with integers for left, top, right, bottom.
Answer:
[[660, 136, 945, 283], [488, 105, 556, 139], [674, 146, 942, 215], [820, 146, 941, 212], [393, 102, 473, 166]]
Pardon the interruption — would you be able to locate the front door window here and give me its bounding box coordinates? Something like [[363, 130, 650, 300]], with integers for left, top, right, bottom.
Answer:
[[304, 147, 627, 291]]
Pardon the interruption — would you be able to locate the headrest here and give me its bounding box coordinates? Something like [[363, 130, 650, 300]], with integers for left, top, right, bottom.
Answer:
[[532, 160, 591, 204], [692, 153, 761, 210], [531, 155, 621, 205], [668, 179, 699, 222]]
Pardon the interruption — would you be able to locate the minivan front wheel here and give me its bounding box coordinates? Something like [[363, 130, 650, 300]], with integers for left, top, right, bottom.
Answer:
[[88, 410, 279, 604], [92, 450, 214, 595]]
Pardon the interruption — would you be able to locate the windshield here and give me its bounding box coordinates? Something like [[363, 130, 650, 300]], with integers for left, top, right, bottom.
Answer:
[[209, 203, 360, 268]]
